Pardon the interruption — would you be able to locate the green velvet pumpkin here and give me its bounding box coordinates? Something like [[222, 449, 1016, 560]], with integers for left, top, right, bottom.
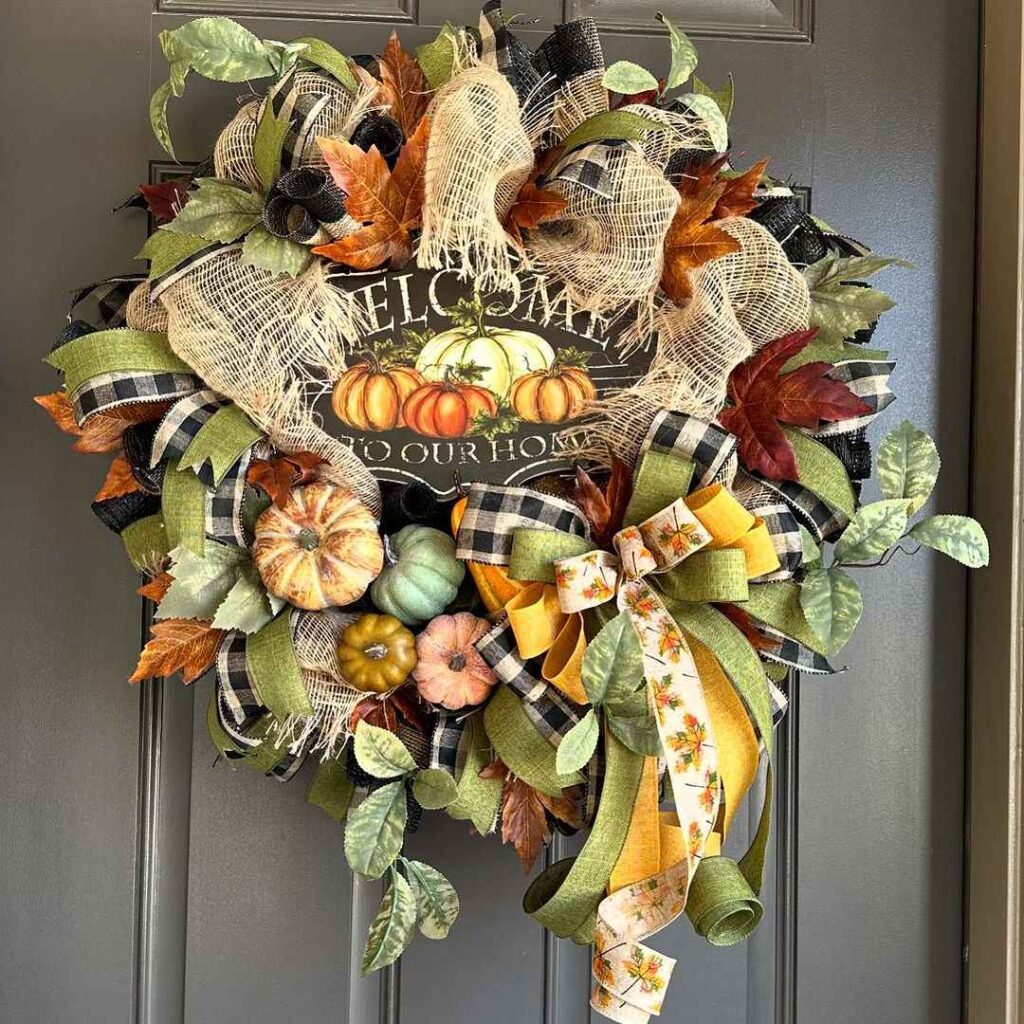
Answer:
[[370, 525, 466, 625]]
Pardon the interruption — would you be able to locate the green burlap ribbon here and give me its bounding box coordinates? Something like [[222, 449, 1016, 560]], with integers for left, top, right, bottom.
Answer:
[[121, 514, 169, 571], [483, 685, 582, 796], [205, 694, 293, 773], [306, 758, 355, 822], [623, 449, 695, 527], [161, 459, 207, 555], [179, 405, 263, 486], [246, 611, 312, 721], [447, 713, 504, 835], [45, 329, 194, 395], [523, 730, 643, 943]]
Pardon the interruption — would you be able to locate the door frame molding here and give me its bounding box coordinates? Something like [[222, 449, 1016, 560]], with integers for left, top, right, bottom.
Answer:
[[966, 0, 1024, 1019]]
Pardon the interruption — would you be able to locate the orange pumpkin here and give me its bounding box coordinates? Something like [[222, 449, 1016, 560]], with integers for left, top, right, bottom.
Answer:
[[403, 380, 498, 438], [252, 481, 384, 610], [510, 365, 597, 424], [332, 356, 424, 431]]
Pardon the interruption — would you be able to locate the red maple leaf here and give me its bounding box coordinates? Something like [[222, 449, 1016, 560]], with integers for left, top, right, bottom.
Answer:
[[719, 329, 872, 481], [139, 178, 191, 224]]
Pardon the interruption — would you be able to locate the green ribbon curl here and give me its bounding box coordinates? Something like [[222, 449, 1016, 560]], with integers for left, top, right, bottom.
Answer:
[[246, 611, 312, 721]]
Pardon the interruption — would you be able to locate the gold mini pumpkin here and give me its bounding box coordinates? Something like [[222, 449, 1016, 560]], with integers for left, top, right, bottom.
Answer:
[[337, 613, 418, 694], [252, 481, 384, 611]]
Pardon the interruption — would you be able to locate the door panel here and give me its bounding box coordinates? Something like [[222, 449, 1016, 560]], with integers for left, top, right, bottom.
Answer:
[[2, 0, 977, 1022]]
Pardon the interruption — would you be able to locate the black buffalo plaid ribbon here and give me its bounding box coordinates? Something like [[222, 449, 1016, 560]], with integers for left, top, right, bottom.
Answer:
[[150, 389, 260, 547], [455, 485, 590, 566], [429, 712, 468, 773], [267, 65, 333, 172], [215, 631, 305, 781]]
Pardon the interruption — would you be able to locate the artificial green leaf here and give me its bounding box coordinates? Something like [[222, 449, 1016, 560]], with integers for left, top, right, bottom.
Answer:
[[909, 515, 990, 568], [306, 758, 355, 822], [691, 73, 734, 121], [603, 61, 659, 95], [656, 12, 698, 89], [679, 92, 729, 151], [799, 567, 863, 654], [606, 702, 662, 757], [137, 229, 215, 280], [150, 80, 177, 158], [416, 23, 461, 90], [402, 858, 460, 940], [361, 868, 417, 974], [876, 421, 941, 514], [210, 564, 274, 634], [783, 428, 857, 518], [561, 110, 666, 154], [292, 36, 358, 93], [802, 254, 909, 346], [834, 499, 909, 564], [264, 38, 309, 77], [354, 721, 417, 778], [345, 781, 408, 879], [240, 226, 312, 278], [799, 525, 822, 568], [555, 709, 600, 775], [160, 18, 276, 83], [412, 768, 459, 810], [581, 612, 644, 706], [253, 103, 290, 190], [446, 713, 502, 835], [163, 178, 262, 243], [156, 541, 247, 621]]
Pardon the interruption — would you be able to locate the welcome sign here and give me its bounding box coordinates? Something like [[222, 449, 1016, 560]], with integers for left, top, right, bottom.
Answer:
[[319, 268, 651, 497]]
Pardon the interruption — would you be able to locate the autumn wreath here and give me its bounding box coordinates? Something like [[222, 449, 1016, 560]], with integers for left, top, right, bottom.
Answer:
[[36, 4, 988, 1020]]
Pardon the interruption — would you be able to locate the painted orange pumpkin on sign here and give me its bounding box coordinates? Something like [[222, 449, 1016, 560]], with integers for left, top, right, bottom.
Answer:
[[319, 267, 652, 497]]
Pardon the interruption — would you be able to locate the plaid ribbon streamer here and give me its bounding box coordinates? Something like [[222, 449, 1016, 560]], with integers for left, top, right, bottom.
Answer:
[[429, 712, 468, 773], [759, 477, 848, 544], [546, 142, 620, 201], [206, 446, 252, 547], [815, 359, 896, 437], [62, 276, 145, 333], [642, 410, 739, 489], [150, 389, 227, 471], [70, 369, 200, 424], [759, 625, 837, 676], [456, 484, 589, 566], [475, 617, 586, 745], [215, 631, 305, 781], [266, 67, 331, 171]]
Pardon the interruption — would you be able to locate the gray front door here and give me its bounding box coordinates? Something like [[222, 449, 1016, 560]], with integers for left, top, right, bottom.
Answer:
[[5, 2, 978, 1022]]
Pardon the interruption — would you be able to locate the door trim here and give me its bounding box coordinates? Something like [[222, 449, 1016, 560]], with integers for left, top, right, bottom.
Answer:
[[966, 0, 1024, 1019]]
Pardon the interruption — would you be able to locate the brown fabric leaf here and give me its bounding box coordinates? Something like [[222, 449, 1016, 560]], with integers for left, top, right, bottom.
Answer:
[[246, 451, 326, 507], [95, 455, 143, 502], [137, 572, 174, 605], [129, 618, 224, 684], [501, 775, 551, 873], [34, 391, 82, 436], [74, 402, 172, 454], [378, 31, 432, 138], [314, 117, 430, 271]]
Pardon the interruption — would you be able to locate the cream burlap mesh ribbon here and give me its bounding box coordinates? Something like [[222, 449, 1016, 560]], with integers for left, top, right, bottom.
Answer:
[[560, 217, 811, 467], [159, 249, 380, 512]]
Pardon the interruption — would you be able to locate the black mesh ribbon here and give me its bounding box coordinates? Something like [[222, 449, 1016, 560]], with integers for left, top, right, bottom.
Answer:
[[750, 196, 828, 266], [263, 167, 346, 242], [350, 112, 405, 168]]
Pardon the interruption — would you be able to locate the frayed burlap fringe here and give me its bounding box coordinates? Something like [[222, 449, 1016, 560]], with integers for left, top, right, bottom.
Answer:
[[419, 63, 535, 296], [559, 217, 811, 467], [530, 145, 680, 341], [266, 610, 363, 760], [159, 249, 381, 514]]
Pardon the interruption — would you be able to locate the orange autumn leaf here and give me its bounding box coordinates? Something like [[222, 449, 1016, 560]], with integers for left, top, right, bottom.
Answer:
[[129, 618, 225, 684], [246, 450, 325, 507], [716, 603, 779, 652], [538, 786, 584, 830], [77, 402, 172, 454], [34, 390, 82, 436], [137, 572, 174, 605], [95, 455, 143, 502], [314, 116, 430, 270], [714, 158, 770, 220], [378, 30, 432, 138], [501, 774, 551, 873], [504, 182, 568, 247], [660, 183, 742, 303]]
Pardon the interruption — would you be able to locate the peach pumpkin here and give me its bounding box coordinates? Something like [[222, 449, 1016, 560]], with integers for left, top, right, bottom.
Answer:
[[411, 613, 498, 710]]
